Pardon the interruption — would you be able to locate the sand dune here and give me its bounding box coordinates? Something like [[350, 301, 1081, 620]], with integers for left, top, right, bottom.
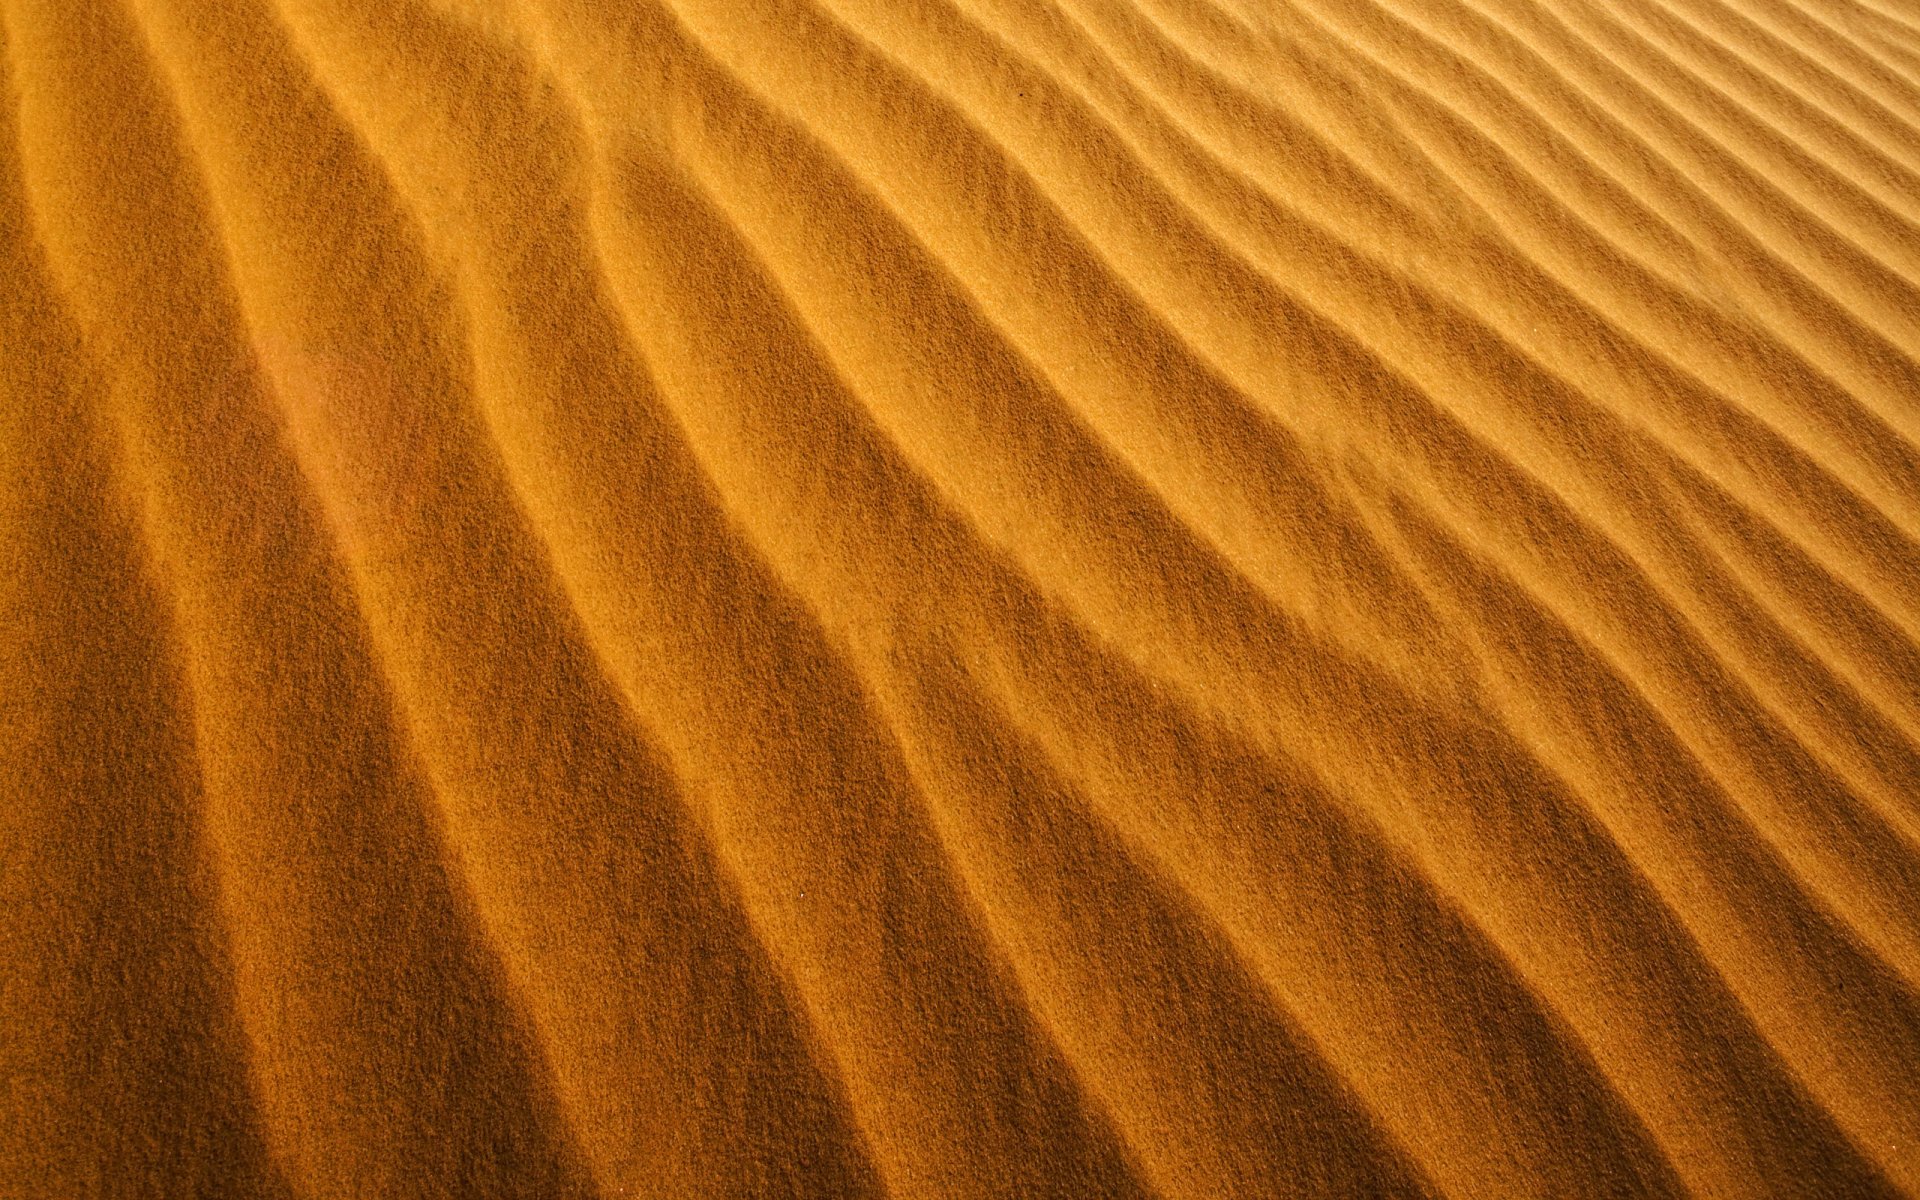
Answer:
[[3, 0, 1918, 1193]]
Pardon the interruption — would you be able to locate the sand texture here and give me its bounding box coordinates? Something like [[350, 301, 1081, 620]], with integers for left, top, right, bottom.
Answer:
[[4, 0, 1920, 1194]]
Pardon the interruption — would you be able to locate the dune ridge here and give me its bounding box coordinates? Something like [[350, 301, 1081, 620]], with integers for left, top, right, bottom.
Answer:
[[3, 0, 1918, 1194]]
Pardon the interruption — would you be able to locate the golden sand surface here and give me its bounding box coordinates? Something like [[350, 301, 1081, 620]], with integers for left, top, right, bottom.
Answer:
[[4, 0, 1920, 1194]]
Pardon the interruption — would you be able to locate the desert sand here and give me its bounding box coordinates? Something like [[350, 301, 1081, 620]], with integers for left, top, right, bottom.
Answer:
[[4, 0, 1920, 1194]]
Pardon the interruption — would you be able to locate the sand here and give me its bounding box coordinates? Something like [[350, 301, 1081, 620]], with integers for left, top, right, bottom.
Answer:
[[3, 0, 1919, 1194]]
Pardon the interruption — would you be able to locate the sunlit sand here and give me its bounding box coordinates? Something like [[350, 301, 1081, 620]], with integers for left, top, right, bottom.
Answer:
[[5, 0, 1920, 1194]]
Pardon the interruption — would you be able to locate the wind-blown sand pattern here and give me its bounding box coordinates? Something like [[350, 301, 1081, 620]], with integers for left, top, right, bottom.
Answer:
[[3, 0, 1919, 1193]]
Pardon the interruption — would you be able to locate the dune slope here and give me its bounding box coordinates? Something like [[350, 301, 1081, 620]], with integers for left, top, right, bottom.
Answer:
[[3, 0, 1919, 1194]]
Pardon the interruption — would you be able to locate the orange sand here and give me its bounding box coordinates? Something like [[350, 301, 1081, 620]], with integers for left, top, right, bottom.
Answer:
[[4, 0, 1920, 1194]]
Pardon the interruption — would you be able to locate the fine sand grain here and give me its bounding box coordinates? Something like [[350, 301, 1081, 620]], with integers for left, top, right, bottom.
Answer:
[[4, 0, 1919, 1194]]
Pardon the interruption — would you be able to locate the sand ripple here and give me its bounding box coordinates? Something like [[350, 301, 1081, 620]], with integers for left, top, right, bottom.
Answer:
[[3, 0, 1919, 1193]]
